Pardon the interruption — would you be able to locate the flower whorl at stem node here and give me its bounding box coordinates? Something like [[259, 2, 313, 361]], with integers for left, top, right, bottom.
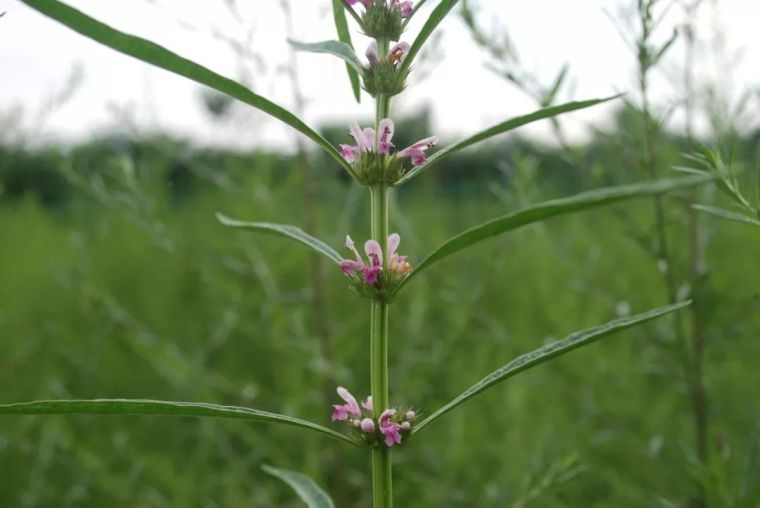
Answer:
[[339, 233, 412, 302], [364, 40, 410, 97], [331, 387, 417, 448], [347, 0, 414, 40], [339, 118, 437, 185]]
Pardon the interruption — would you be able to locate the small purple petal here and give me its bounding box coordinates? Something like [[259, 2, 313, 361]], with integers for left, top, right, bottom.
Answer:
[[349, 123, 372, 152], [366, 40, 380, 66], [337, 386, 361, 416], [363, 265, 381, 285], [387, 233, 400, 258], [399, 1, 413, 17], [362, 396, 373, 412], [340, 259, 363, 275], [364, 240, 383, 266], [331, 404, 349, 421], [340, 144, 358, 163]]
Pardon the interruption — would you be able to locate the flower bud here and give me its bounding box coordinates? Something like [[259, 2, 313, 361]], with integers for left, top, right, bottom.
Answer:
[[360, 418, 376, 433], [405, 410, 416, 421], [400, 421, 411, 430], [362, 2, 404, 41]]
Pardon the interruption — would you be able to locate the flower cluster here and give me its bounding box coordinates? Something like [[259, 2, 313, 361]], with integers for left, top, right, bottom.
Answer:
[[347, 0, 414, 40], [331, 387, 416, 447], [339, 233, 412, 300], [340, 118, 437, 185], [363, 40, 410, 97]]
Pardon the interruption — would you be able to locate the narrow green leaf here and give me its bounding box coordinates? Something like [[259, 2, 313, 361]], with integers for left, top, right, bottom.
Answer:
[[216, 213, 343, 264], [693, 205, 760, 228], [331, 0, 362, 103], [289, 39, 364, 73], [396, 0, 459, 85], [0, 399, 356, 445], [413, 302, 691, 434], [262, 465, 336, 508], [397, 175, 713, 293], [20, 0, 356, 179], [397, 95, 621, 184]]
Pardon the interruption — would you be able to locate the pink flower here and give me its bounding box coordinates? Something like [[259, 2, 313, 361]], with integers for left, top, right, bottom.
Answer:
[[387, 41, 410, 65], [398, 1, 413, 17], [379, 409, 403, 447], [339, 118, 436, 168], [398, 136, 438, 166], [339, 233, 410, 285], [331, 386, 362, 421], [362, 396, 374, 412], [366, 40, 380, 66]]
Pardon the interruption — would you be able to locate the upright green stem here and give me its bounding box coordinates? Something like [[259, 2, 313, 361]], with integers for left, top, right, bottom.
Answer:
[[370, 185, 391, 508], [370, 37, 392, 508]]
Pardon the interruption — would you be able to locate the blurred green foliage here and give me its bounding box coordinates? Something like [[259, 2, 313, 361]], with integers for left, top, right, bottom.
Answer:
[[0, 107, 758, 507]]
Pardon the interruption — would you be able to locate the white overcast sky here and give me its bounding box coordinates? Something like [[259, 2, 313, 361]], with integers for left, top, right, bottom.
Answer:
[[1, 0, 759, 150]]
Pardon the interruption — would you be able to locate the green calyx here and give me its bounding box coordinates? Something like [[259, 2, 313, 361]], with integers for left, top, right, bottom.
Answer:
[[354, 151, 405, 186], [348, 270, 409, 303], [363, 61, 408, 97], [362, 2, 404, 40]]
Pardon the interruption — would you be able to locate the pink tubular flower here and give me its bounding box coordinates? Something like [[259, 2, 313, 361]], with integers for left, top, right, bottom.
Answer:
[[398, 136, 438, 166], [379, 409, 403, 447], [398, 1, 413, 17], [340, 233, 410, 285], [331, 386, 362, 421], [340, 235, 383, 285], [387, 41, 410, 65]]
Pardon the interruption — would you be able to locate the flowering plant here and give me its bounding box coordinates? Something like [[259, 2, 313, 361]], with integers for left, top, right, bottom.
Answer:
[[1, 0, 713, 506]]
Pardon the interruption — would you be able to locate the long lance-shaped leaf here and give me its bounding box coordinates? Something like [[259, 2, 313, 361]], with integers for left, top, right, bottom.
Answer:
[[217, 213, 343, 265], [331, 0, 362, 103], [0, 399, 356, 445], [397, 95, 621, 184], [396, 174, 713, 294], [693, 205, 760, 228], [20, 0, 357, 179], [262, 465, 336, 508], [413, 302, 691, 434], [395, 0, 459, 86], [289, 40, 364, 74]]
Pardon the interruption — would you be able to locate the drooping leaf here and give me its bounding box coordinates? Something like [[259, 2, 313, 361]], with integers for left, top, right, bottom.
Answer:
[[289, 39, 364, 73], [331, 0, 362, 103], [216, 213, 343, 264], [693, 205, 760, 228], [397, 95, 622, 184], [0, 399, 356, 445], [20, 0, 357, 179], [413, 302, 691, 434], [262, 465, 336, 508], [395, 0, 459, 86], [396, 174, 713, 293]]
